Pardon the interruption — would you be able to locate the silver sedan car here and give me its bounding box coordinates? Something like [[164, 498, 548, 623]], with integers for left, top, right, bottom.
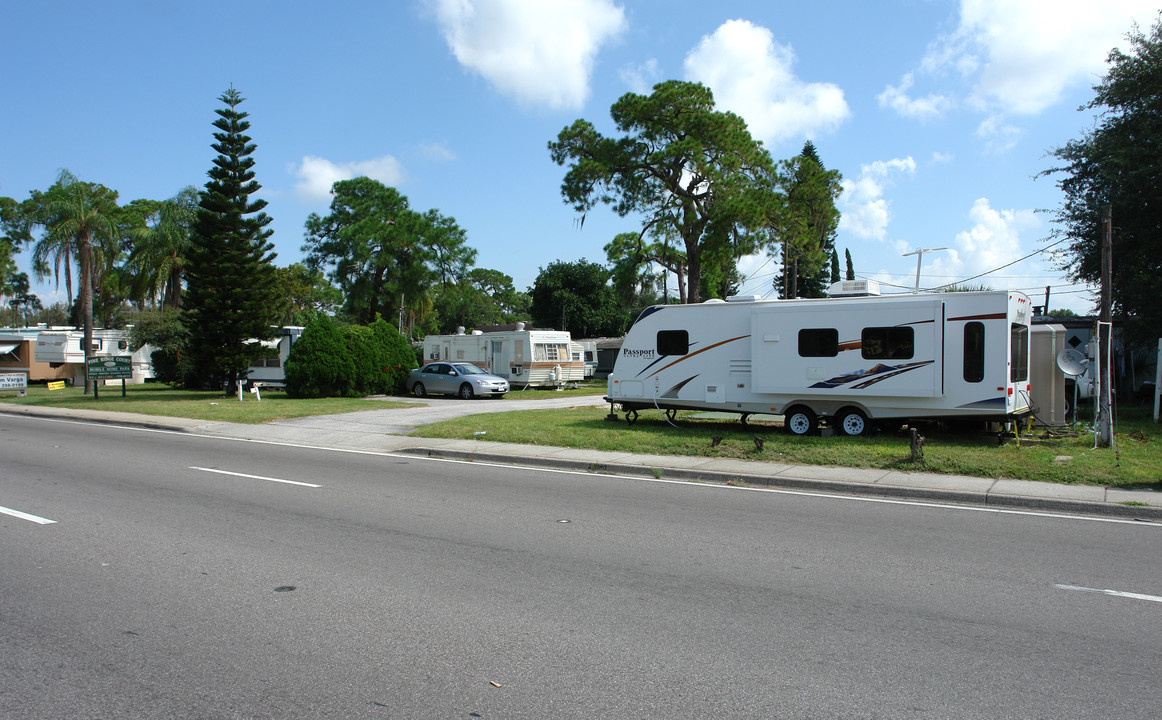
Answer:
[[406, 362, 509, 399]]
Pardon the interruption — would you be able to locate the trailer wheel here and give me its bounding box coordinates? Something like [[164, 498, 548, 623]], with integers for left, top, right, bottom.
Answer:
[[784, 406, 817, 436], [836, 408, 868, 437], [412, 382, 427, 398], [458, 383, 475, 399]]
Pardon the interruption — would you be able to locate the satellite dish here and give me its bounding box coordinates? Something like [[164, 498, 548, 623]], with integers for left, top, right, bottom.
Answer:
[[1056, 348, 1088, 377]]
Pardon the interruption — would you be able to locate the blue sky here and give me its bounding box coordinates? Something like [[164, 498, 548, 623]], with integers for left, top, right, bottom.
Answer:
[[3, 0, 1157, 316]]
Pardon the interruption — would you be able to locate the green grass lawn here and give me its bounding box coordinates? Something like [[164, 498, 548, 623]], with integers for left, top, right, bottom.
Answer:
[[0, 383, 412, 424], [411, 403, 1162, 489], [6, 381, 1157, 488]]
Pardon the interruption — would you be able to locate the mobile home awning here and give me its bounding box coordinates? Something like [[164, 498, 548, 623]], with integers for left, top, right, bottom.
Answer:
[[0, 342, 19, 358]]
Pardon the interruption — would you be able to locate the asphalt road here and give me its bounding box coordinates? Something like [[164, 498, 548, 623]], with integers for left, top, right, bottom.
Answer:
[[2, 413, 1160, 719]]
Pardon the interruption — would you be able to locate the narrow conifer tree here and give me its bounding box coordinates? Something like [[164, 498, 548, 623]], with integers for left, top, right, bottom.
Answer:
[[183, 86, 278, 390]]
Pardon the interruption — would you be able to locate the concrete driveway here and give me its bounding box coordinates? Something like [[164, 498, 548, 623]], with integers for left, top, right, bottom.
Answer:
[[267, 393, 611, 435]]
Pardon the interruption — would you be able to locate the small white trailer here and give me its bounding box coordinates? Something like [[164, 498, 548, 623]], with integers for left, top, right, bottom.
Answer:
[[422, 323, 586, 388], [606, 285, 1033, 435]]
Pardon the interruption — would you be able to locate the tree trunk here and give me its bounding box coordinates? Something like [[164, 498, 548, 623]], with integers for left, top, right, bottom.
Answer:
[[80, 234, 94, 395]]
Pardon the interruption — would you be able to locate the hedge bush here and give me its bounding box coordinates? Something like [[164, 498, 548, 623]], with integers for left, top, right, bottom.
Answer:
[[284, 314, 356, 398]]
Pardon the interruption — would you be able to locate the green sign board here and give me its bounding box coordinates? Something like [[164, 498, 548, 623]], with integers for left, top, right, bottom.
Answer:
[[86, 356, 133, 380]]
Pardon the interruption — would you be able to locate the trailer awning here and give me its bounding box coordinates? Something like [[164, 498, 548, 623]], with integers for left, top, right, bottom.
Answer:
[[0, 342, 19, 358]]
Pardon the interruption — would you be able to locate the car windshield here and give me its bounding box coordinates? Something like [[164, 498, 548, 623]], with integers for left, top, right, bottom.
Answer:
[[452, 363, 487, 375]]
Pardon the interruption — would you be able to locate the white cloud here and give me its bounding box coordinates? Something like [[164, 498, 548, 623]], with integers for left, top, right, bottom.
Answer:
[[950, 197, 1039, 282], [876, 72, 953, 120], [292, 155, 406, 205], [420, 142, 457, 162], [837, 157, 917, 241], [919, 0, 1158, 117], [684, 19, 850, 147], [619, 58, 660, 95], [426, 0, 626, 110]]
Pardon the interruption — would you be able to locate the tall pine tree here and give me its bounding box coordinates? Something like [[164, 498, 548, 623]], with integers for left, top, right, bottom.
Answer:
[[183, 87, 278, 390], [774, 142, 842, 298]]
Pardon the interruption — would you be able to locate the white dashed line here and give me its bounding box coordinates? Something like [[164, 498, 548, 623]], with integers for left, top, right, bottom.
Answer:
[[1055, 584, 1162, 603], [0, 505, 57, 524], [190, 467, 321, 488]]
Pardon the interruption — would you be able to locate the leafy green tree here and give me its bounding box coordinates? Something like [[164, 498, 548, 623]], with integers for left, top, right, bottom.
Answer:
[[128, 308, 189, 385], [0, 196, 34, 291], [183, 87, 279, 390], [127, 186, 198, 310], [2, 272, 41, 326], [529, 259, 627, 337], [604, 231, 664, 311], [303, 177, 477, 325], [844, 248, 856, 281], [431, 267, 529, 333], [830, 249, 840, 284], [1042, 16, 1162, 341], [774, 142, 842, 299], [271, 263, 342, 326], [284, 313, 355, 398], [36, 170, 120, 393], [549, 80, 782, 303]]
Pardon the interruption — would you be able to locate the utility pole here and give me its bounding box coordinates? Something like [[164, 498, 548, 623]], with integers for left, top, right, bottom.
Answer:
[[1097, 205, 1113, 447], [1043, 285, 1051, 316]]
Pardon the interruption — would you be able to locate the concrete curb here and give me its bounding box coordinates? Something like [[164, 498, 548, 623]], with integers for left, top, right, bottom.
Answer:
[[5, 403, 1160, 521], [396, 445, 1162, 521]]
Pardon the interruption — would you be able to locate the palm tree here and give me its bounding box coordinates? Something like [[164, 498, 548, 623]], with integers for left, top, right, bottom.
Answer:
[[40, 170, 119, 394], [128, 186, 198, 310]]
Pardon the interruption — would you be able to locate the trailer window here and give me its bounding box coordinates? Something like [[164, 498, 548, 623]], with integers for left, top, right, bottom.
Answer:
[[963, 322, 985, 383], [1010, 324, 1029, 383], [657, 330, 689, 356], [861, 327, 914, 360], [798, 328, 838, 357]]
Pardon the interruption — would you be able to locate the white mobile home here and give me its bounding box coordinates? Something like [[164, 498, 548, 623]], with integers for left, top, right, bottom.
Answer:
[[607, 287, 1033, 435], [244, 326, 304, 389], [34, 329, 155, 385], [422, 323, 585, 388]]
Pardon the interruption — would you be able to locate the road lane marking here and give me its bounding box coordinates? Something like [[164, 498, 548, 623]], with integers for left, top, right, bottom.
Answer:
[[0, 505, 57, 524], [189, 467, 321, 488], [1055, 584, 1162, 604], [8, 414, 1160, 528]]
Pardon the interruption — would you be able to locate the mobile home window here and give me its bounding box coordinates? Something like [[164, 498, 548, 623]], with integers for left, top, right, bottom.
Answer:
[[798, 328, 839, 357], [963, 322, 985, 383], [1010, 324, 1029, 383], [861, 327, 914, 360], [657, 330, 689, 356]]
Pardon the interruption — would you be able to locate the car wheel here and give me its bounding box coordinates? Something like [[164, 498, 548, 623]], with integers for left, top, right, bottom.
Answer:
[[458, 383, 475, 399], [412, 382, 426, 398], [784, 406, 818, 436], [836, 407, 868, 437]]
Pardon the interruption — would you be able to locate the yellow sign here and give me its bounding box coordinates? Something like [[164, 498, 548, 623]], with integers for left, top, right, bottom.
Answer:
[[47, 381, 66, 391]]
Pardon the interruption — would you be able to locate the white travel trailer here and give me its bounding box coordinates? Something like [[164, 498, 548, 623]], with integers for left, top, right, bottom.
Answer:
[[606, 286, 1033, 435], [422, 323, 586, 388]]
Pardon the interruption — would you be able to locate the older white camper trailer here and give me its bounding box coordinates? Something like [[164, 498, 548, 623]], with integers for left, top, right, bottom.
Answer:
[[422, 324, 585, 388], [607, 287, 1033, 435]]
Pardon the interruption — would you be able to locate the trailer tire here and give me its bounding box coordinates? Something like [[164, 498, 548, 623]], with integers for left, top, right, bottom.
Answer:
[[412, 382, 427, 398], [836, 408, 868, 437], [784, 406, 817, 436], [458, 383, 475, 399]]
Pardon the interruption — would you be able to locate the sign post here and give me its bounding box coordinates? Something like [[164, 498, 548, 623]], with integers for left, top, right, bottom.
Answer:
[[85, 356, 133, 398]]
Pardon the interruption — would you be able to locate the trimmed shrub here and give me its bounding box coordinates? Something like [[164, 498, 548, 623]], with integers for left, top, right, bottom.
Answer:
[[284, 314, 356, 398], [342, 324, 387, 396], [369, 316, 418, 394]]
